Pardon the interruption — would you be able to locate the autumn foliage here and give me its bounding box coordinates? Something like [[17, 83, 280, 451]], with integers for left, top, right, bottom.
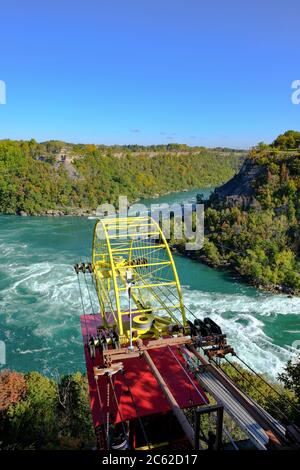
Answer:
[[0, 369, 27, 411]]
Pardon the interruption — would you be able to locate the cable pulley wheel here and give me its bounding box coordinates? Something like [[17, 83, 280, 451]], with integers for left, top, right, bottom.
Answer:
[[132, 314, 154, 330]]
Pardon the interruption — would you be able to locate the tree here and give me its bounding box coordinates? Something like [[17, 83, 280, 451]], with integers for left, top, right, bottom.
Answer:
[[0, 370, 26, 411], [203, 240, 221, 265], [0, 139, 244, 215], [277, 357, 300, 426], [6, 371, 58, 447], [58, 372, 94, 443], [0, 370, 94, 450], [272, 130, 300, 150], [278, 357, 300, 400]]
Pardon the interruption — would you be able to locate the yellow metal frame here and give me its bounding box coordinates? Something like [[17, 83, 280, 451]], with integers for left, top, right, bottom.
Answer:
[[92, 215, 186, 337]]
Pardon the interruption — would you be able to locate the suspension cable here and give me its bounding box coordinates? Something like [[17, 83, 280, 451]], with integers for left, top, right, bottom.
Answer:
[[196, 338, 296, 429], [106, 381, 110, 448], [179, 337, 240, 450], [167, 346, 208, 404], [179, 346, 239, 450], [221, 357, 291, 423], [122, 370, 151, 449], [108, 373, 130, 448], [94, 376, 109, 449], [162, 283, 198, 321], [234, 353, 300, 417], [165, 286, 300, 420], [76, 272, 88, 341], [83, 269, 99, 334]]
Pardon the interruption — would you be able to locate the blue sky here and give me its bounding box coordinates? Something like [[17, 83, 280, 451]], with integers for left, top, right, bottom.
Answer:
[[0, 0, 299, 148]]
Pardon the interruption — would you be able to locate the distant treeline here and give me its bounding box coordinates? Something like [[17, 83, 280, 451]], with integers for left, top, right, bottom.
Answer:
[[8, 139, 245, 154], [0, 139, 245, 215]]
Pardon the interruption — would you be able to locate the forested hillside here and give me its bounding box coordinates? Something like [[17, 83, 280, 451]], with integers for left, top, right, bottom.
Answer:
[[0, 139, 245, 215], [181, 131, 300, 294]]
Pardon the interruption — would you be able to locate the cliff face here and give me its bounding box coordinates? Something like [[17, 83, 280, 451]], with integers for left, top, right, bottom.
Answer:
[[211, 159, 264, 208], [204, 149, 300, 294]]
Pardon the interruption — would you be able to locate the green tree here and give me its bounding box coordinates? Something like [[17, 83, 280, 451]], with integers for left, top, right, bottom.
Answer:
[[58, 372, 94, 442], [6, 372, 58, 447]]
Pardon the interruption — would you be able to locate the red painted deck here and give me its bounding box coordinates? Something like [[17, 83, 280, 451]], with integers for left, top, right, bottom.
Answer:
[[80, 314, 208, 427]]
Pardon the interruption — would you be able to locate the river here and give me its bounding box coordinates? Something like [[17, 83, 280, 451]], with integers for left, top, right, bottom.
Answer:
[[0, 187, 299, 380]]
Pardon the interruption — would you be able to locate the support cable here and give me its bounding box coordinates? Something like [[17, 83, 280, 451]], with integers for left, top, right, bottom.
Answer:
[[83, 269, 99, 334], [94, 376, 109, 449], [76, 272, 88, 341], [234, 353, 300, 417], [108, 374, 130, 448], [166, 286, 300, 422], [122, 371, 151, 449], [179, 347, 239, 450], [167, 346, 208, 404], [221, 357, 290, 423]]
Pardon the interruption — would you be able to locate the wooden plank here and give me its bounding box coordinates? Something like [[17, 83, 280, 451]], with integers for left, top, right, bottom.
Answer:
[[105, 352, 142, 361], [103, 336, 192, 359]]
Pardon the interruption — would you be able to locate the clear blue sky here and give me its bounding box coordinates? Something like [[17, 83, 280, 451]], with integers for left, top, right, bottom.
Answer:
[[0, 0, 299, 148]]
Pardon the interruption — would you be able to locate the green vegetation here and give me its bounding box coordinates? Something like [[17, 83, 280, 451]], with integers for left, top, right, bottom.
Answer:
[[0, 139, 244, 215], [176, 132, 300, 294], [1, 357, 299, 449], [221, 360, 300, 429], [0, 370, 94, 449], [272, 130, 300, 150]]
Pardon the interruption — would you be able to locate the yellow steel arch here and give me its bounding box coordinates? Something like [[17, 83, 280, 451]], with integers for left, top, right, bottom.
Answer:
[[92, 215, 186, 340]]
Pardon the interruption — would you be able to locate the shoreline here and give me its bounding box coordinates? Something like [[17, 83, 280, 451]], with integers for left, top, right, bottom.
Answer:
[[0, 186, 205, 218], [173, 243, 300, 297]]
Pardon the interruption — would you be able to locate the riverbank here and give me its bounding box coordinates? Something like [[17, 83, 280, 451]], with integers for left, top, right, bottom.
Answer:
[[10, 186, 209, 217], [12, 188, 191, 217], [174, 243, 300, 297], [16, 208, 93, 217]]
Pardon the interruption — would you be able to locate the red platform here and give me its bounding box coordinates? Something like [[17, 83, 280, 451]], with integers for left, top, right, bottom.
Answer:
[[80, 314, 208, 427]]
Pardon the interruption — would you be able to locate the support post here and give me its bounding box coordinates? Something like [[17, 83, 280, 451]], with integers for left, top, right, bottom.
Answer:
[[194, 403, 224, 450], [194, 410, 200, 450], [216, 406, 224, 450]]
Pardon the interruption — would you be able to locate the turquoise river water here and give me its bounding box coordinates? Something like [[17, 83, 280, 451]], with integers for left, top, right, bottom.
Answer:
[[0, 188, 299, 380]]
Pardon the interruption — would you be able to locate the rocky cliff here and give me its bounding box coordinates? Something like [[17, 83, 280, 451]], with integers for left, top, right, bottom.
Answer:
[[211, 158, 264, 208]]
